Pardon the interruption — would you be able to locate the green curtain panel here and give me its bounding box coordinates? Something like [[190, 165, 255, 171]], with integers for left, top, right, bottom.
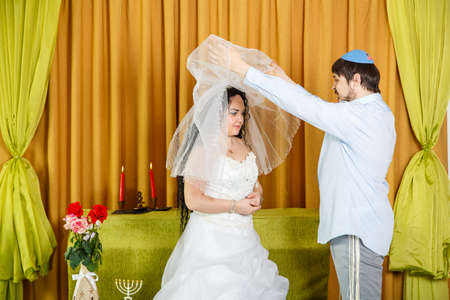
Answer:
[[0, 1, 61, 299], [387, 0, 450, 298]]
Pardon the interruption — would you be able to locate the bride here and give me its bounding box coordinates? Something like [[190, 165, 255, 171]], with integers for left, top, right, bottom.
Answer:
[[154, 35, 299, 300]]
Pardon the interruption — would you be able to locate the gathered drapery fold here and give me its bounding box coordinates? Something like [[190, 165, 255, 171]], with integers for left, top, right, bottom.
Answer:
[[0, 1, 61, 299], [387, 0, 450, 298]]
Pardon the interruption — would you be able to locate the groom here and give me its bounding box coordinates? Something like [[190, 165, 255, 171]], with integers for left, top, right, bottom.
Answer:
[[212, 45, 396, 300]]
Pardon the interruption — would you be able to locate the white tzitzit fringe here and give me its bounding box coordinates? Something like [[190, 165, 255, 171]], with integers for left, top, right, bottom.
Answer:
[[355, 237, 360, 300], [348, 236, 360, 300]]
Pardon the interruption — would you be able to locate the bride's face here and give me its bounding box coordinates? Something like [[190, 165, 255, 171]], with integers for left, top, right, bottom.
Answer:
[[227, 95, 245, 137]]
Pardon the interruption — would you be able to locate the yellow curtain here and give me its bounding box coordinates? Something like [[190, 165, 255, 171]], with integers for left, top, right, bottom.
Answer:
[[387, 0, 450, 298], [0, 0, 445, 299], [0, 0, 61, 299]]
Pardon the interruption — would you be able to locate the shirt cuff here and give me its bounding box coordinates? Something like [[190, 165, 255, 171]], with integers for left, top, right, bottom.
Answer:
[[243, 67, 263, 87]]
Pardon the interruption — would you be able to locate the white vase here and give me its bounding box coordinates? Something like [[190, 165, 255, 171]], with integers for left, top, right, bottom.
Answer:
[[72, 264, 99, 300]]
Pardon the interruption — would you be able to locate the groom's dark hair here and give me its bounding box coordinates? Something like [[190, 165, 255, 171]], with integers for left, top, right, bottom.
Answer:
[[332, 58, 381, 93]]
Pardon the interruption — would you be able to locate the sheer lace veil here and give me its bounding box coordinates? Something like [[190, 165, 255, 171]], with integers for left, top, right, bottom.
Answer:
[[166, 35, 300, 190]]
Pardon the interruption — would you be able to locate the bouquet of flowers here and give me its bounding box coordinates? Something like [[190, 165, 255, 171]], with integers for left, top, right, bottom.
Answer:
[[64, 202, 108, 272]]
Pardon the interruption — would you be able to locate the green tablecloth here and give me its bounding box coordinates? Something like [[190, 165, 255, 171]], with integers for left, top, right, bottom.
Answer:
[[67, 208, 329, 299]]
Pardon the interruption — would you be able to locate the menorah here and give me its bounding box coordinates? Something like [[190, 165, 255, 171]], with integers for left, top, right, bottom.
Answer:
[[115, 279, 143, 300]]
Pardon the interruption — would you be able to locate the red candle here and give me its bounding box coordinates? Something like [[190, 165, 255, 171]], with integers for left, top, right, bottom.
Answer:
[[119, 166, 124, 202], [150, 163, 156, 198]]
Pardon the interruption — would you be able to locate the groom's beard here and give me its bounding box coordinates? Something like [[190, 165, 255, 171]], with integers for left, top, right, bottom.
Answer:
[[334, 90, 347, 102], [334, 89, 356, 102]]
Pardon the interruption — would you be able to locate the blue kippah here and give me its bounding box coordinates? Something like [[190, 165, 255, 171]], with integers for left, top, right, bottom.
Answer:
[[341, 49, 374, 64]]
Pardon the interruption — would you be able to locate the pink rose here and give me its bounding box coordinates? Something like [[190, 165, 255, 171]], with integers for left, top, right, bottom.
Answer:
[[63, 214, 78, 230], [70, 217, 89, 234]]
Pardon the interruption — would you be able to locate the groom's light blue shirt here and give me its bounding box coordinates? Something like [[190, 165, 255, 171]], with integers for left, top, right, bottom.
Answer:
[[244, 67, 396, 256]]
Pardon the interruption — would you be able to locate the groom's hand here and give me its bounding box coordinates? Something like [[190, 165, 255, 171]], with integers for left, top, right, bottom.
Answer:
[[265, 61, 297, 85], [208, 40, 250, 78]]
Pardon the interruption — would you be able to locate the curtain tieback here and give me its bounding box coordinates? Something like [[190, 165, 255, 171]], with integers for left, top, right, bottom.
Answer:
[[421, 144, 432, 151]]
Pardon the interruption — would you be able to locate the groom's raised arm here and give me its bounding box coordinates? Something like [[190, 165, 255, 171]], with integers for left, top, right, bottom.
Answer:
[[243, 67, 361, 143]]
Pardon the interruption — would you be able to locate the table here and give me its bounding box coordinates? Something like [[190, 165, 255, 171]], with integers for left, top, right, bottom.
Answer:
[[67, 208, 329, 299]]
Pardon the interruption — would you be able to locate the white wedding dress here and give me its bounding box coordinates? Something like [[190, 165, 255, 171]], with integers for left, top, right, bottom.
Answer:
[[154, 152, 289, 300]]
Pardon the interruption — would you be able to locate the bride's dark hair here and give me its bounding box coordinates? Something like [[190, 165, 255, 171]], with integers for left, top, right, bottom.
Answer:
[[226, 87, 250, 140], [177, 87, 249, 232]]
